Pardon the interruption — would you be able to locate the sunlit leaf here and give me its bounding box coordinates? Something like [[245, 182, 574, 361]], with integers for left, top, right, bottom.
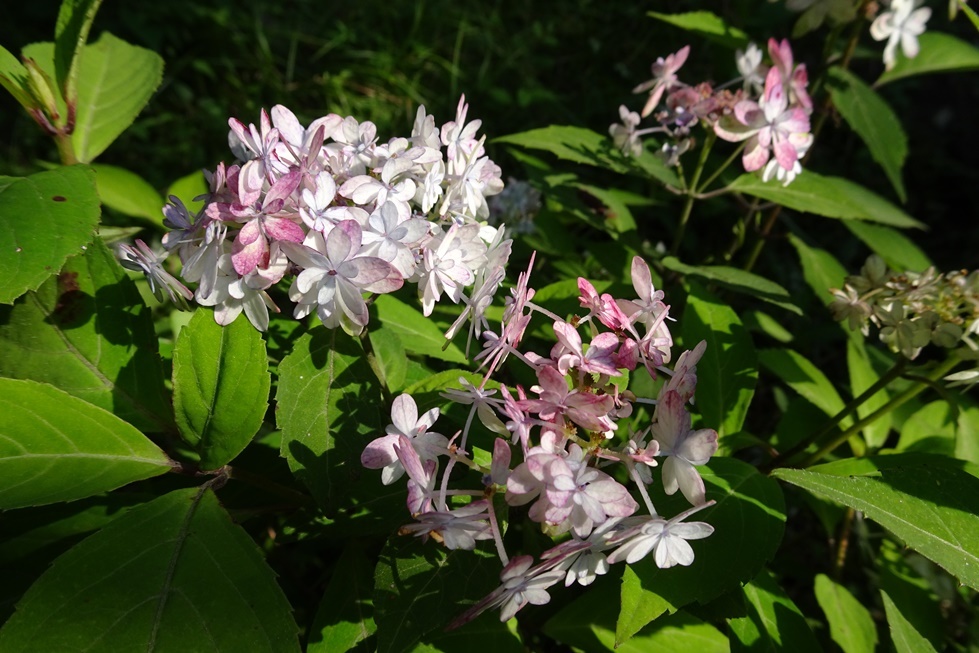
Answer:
[[664, 256, 801, 315], [372, 294, 468, 364], [881, 591, 939, 653], [877, 32, 979, 85], [844, 222, 931, 272], [91, 163, 163, 224], [847, 338, 892, 449], [369, 328, 408, 393], [814, 574, 877, 653], [647, 10, 750, 49], [827, 66, 907, 201], [0, 166, 99, 304], [172, 309, 270, 469], [759, 348, 851, 427], [54, 0, 103, 102], [728, 569, 821, 652], [774, 459, 979, 591], [0, 45, 34, 111], [0, 487, 300, 652], [307, 542, 376, 653], [0, 378, 170, 509]]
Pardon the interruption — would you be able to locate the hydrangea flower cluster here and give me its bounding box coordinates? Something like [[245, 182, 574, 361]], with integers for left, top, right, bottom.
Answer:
[[870, 0, 931, 70], [361, 255, 719, 625], [609, 38, 814, 186], [137, 97, 508, 334], [829, 255, 979, 360]]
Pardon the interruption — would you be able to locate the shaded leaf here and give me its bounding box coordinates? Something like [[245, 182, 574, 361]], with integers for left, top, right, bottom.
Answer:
[[72, 32, 164, 162], [814, 574, 877, 653], [663, 256, 801, 315], [165, 170, 208, 215], [680, 281, 757, 438], [847, 338, 892, 449], [276, 329, 384, 507], [729, 171, 924, 228], [0, 237, 172, 432], [172, 309, 270, 469], [877, 32, 979, 85], [647, 10, 750, 49], [759, 348, 851, 427], [728, 569, 821, 652], [0, 487, 300, 652], [0, 166, 100, 304], [369, 328, 408, 393], [92, 163, 163, 224], [773, 460, 979, 591], [877, 540, 945, 649], [788, 234, 848, 307], [827, 67, 907, 202], [373, 536, 501, 653], [573, 183, 650, 234], [896, 401, 955, 456], [307, 542, 377, 653], [0, 378, 170, 509], [617, 458, 785, 643], [495, 125, 679, 186], [881, 591, 939, 653]]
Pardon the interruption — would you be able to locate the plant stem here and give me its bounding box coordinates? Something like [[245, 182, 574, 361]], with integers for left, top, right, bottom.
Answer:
[[832, 507, 855, 580], [669, 132, 715, 257], [766, 356, 909, 471], [696, 141, 744, 194], [55, 133, 78, 165], [798, 353, 964, 468]]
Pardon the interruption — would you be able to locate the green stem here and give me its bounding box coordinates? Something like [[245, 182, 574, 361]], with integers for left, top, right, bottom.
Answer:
[[766, 356, 909, 470], [743, 205, 782, 273], [669, 132, 715, 257], [696, 141, 744, 194], [798, 353, 964, 468], [55, 133, 77, 165]]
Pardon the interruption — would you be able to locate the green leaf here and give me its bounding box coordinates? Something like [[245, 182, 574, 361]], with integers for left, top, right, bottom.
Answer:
[[881, 591, 939, 653], [663, 256, 802, 315], [54, 0, 103, 102], [877, 32, 979, 85], [647, 11, 750, 49], [0, 166, 100, 304], [759, 348, 851, 427], [877, 540, 945, 650], [617, 458, 785, 644], [547, 579, 729, 653], [369, 329, 408, 393], [773, 461, 979, 591], [729, 171, 924, 229], [741, 309, 794, 343], [373, 294, 468, 364], [276, 329, 384, 507], [896, 401, 956, 456], [0, 45, 34, 112], [373, 536, 502, 653], [827, 66, 908, 202], [172, 309, 270, 469], [814, 574, 878, 653], [0, 378, 170, 509], [844, 222, 931, 273], [788, 233, 848, 307], [307, 542, 376, 653], [495, 125, 679, 186], [573, 183, 652, 234], [91, 163, 163, 224], [680, 281, 757, 438], [0, 238, 173, 431], [847, 338, 892, 449], [71, 32, 164, 162], [727, 569, 821, 652], [0, 237, 172, 432], [0, 487, 300, 652], [955, 404, 979, 466]]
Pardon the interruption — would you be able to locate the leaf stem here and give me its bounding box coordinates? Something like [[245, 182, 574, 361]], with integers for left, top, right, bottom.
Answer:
[[669, 131, 715, 257]]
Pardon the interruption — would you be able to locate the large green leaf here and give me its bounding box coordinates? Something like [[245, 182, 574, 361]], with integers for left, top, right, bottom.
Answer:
[[54, 0, 103, 102], [680, 281, 757, 439], [308, 542, 376, 653], [617, 458, 785, 644], [827, 66, 907, 202], [877, 32, 979, 85], [0, 487, 300, 652], [71, 32, 164, 162], [495, 125, 679, 186], [663, 256, 801, 315], [729, 171, 924, 228], [276, 328, 384, 507], [843, 222, 931, 273], [547, 580, 729, 653], [0, 237, 172, 432], [758, 348, 851, 427], [0, 378, 170, 509], [880, 591, 939, 653], [373, 294, 468, 364], [727, 569, 821, 652], [92, 163, 164, 224], [814, 574, 877, 653], [773, 459, 979, 591], [0, 166, 100, 304], [373, 536, 506, 653], [647, 10, 751, 49], [172, 309, 270, 469]]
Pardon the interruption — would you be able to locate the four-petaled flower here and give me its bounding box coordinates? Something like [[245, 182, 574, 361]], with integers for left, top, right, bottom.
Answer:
[[871, 0, 931, 70]]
